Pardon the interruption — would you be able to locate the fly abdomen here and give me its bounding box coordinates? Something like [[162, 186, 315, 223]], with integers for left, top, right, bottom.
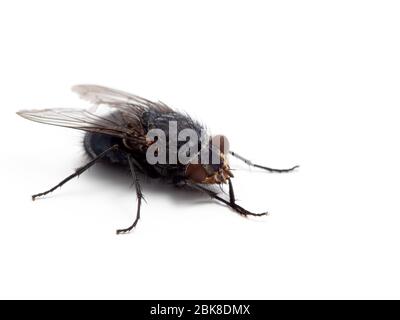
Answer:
[[84, 132, 127, 165]]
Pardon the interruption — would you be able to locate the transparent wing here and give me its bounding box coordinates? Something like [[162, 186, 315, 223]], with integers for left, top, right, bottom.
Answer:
[[72, 84, 172, 112], [17, 108, 132, 137], [18, 85, 175, 149]]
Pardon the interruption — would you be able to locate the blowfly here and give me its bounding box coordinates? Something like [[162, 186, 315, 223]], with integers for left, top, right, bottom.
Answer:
[[17, 85, 298, 234]]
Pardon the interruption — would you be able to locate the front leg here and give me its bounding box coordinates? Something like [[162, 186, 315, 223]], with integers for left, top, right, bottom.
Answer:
[[227, 179, 268, 217], [192, 181, 268, 217], [230, 150, 298, 173]]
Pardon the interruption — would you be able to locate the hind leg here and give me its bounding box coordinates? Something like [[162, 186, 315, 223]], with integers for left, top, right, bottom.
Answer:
[[32, 145, 119, 200]]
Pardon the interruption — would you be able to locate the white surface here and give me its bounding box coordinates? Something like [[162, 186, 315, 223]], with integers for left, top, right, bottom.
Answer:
[[1, 0, 400, 300]]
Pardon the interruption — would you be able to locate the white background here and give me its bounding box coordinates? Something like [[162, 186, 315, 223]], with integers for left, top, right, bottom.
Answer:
[[0, 0, 399, 300]]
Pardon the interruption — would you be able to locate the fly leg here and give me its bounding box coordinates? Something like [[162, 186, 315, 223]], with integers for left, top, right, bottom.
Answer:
[[116, 154, 144, 234], [32, 145, 119, 201], [229, 151, 299, 173], [226, 179, 268, 216], [192, 181, 268, 217]]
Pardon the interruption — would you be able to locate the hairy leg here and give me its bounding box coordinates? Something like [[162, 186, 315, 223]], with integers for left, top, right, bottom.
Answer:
[[230, 150, 299, 173], [116, 154, 144, 234], [32, 145, 119, 200], [192, 181, 268, 217]]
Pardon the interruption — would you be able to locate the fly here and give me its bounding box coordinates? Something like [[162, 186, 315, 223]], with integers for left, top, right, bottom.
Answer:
[[17, 85, 299, 234]]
